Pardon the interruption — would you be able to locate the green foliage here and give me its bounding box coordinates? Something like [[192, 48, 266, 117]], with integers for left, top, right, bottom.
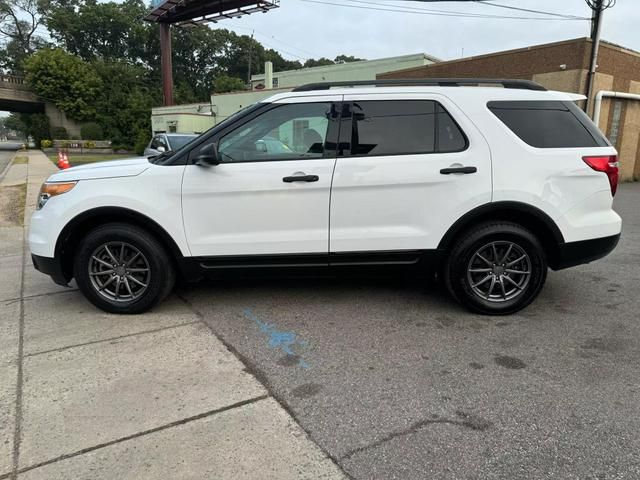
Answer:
[[44, 0, 151, 64], [24, 48, 102, 121], [213, 75, 246, 93], [334, 55, 365, 64], [304, 55, 365, 68], [17, 113, 50, 147], [84, 140, 96, 148], [51, 126, 69, 139], [134, 130, 151, 156], [92, 60, 154, 150], [3, 114, 27, 138], [80, 122, 104, 140], [41, 139, 53, 148], [303, 57, 335, 68]]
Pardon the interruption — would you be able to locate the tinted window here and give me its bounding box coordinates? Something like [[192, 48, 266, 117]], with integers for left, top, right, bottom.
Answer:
[[168, 135, 197, 150], [488, 101, 609, 148], [437, 104, 467, 152], [349, 100, 466, 156], [219, 103, 333, 162]]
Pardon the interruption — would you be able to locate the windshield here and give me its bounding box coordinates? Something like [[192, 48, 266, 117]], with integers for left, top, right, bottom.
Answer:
[[149, 103, 263, 165], [167, 135, 197, 150]]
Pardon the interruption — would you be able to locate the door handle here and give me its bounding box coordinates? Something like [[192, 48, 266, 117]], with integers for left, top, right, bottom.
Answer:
[[439, 166, 477, 175], [283, 174, 319, 183]]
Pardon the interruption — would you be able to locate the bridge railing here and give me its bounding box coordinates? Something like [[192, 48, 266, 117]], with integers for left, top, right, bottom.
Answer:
[[0, 74, 29, 90]]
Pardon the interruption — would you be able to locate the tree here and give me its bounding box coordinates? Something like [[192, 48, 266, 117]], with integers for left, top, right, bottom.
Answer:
[[213, 75, 246, 93], [303, 57, 335, 68], [44, 0, 150, 64], [0, 0, 50, 72], [5, 112, 50, 144], [92, 60, 155, 149], [334, 54, 365, 64], [24, 48, 102, 120], [4, 113, 27, 139]]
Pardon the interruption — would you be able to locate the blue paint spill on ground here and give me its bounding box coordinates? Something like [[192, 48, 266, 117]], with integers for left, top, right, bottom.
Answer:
[[243, 308, 310, 369]]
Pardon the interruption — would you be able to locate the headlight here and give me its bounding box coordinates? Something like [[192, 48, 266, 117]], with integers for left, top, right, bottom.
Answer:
[[37, 182, 77, 210]]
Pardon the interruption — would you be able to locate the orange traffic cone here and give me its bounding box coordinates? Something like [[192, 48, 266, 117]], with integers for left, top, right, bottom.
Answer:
[[57, 151, 65, 169], [62, 153, 70, 169]]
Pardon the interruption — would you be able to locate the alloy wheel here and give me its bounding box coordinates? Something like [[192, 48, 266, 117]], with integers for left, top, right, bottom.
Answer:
[[88, 242, 151, 303], [466, 241, 532, 303]]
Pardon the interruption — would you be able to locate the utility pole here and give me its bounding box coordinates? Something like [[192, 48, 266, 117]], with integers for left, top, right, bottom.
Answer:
[[585, 0, 604, 116], [159, 22, 174, 106], [247, 31, 254, 90]]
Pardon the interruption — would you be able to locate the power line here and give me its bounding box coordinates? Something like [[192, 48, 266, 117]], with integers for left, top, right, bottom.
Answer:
[[350, 0, 586, 20], [470, 1, 587, 20], [222, 21, 321, 59], [299, 0, 589, 21]]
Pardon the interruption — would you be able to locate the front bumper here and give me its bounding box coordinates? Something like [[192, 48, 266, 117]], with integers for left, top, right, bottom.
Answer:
[[31, 254, 70, 286], [553, 233, 621, 270]]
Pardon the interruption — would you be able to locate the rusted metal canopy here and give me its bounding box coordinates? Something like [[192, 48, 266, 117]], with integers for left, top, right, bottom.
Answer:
[[143, 0, 279, 27]]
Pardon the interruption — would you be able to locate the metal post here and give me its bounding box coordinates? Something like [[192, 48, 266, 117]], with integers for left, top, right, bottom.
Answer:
[[159, 23, 174, 106], [585, 0, 603, 115]]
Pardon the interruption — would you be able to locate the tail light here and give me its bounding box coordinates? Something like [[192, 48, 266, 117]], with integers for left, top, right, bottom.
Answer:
[[583, 155, 619, 196]]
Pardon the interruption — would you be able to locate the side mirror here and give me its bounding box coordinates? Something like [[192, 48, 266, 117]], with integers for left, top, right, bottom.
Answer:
[[156, 145, 166, 153], [195, 143, 220, 167]]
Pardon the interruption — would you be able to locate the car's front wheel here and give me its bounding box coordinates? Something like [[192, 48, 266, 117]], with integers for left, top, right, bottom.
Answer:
[[444, 222, 547, 315], [74, 223, 175, 314]]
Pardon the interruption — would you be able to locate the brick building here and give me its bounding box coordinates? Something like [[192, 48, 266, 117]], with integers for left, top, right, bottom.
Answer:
[[379, 38, 640, 181]]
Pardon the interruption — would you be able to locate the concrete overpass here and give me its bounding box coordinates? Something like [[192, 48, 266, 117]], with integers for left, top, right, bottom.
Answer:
[[0, 74, 81, 137], [0, 74, 45, 113]]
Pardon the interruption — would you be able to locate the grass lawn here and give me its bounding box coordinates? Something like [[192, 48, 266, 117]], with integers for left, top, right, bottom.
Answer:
[[47, 153, 137, 167]]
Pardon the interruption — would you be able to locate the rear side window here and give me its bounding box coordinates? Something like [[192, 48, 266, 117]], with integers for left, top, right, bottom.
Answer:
[[488, 100, 610, 148], [348, 100, 467, 156]]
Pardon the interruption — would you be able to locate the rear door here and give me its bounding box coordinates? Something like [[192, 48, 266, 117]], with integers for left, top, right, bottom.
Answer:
[[329, 93, 492, 257]]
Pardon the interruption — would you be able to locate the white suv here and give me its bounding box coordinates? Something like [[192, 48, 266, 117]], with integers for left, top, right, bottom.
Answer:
[[29, 79, 622, 315]]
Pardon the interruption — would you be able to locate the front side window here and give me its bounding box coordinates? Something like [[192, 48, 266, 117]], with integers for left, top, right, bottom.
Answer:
[[218, 102, 334, 162], [347, 100, 467, 157]]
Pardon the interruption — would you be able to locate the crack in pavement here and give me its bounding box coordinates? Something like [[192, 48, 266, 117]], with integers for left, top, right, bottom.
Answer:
[[339, 411, 493, 461]]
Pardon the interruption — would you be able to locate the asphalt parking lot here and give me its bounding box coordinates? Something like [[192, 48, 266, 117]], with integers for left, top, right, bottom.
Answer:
[[179, 183, 640, 479]]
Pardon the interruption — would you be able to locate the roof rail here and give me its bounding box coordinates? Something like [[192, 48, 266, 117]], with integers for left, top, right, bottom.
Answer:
[[291, 78, 547, 92]]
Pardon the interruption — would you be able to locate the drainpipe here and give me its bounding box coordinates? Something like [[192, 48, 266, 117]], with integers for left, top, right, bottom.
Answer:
[[593, 90, 640, 127]]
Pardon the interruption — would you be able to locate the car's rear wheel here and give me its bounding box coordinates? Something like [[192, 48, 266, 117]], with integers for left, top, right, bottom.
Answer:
[[444, 222, 547, 315], [74, 223, 175, 314]]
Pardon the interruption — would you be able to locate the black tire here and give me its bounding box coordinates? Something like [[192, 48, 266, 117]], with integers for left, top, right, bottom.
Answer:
[[73, 223, 175, 314], [444, 222, 547, 315]]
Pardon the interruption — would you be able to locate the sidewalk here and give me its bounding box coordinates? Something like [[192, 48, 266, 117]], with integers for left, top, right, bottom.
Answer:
[[0, 151, 345, 480]]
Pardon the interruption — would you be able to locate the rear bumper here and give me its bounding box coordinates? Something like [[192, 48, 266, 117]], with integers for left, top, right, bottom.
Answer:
[[31, 254, 70, 286], [553, 233, 620, 270]]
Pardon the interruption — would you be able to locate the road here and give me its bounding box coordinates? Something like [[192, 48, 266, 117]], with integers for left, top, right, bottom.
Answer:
[[180, 183, 640, 480], [0, 142, 22, 179]]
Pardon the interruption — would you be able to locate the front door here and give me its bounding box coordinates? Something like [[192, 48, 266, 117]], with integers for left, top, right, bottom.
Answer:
[[329, 94, 492, 256], [182, 97, 341, 260]]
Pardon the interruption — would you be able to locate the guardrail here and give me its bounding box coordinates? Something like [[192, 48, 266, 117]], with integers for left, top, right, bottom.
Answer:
[[0, 74, 28, 89]]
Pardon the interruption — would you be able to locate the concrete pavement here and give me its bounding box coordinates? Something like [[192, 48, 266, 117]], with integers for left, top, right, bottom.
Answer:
[[0, 151, 346, 480]]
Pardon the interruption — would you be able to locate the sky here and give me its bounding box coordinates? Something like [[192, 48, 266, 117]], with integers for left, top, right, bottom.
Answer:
[[217, 0, 636, 63]]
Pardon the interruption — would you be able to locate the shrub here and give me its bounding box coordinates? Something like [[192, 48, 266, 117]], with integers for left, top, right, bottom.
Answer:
[[59, 140, 70, 148], [51, 126, 69, 140], [84, 140, 96, 149], [81, 122, 104, 140], [134, 130, 151, 156], [40, 139, 53, 148]]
